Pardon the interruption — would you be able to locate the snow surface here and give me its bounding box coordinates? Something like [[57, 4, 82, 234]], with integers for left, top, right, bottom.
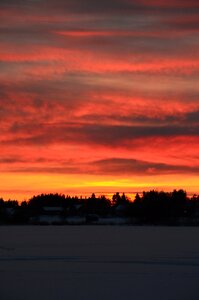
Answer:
[[0, 225, 199, 300]]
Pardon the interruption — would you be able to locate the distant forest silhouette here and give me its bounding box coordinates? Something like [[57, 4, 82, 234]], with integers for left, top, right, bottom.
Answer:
[[1, 190, 199, 225]]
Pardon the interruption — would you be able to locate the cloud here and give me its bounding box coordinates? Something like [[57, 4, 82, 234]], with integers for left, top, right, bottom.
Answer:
[[185, 110, 199, 123], [26, 0, 199, 15], [91, 158, 199, 175], [0, 0, 198, 198], [1, 122, 198, 147], [1, 155, 199, 177]]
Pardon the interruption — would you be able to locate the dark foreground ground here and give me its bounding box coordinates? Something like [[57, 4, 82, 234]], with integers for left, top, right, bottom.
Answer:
[[0, 225, 199, 300]]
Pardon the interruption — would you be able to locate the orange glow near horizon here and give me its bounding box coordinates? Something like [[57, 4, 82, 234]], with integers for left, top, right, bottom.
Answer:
[[1, 172, 198, 202]]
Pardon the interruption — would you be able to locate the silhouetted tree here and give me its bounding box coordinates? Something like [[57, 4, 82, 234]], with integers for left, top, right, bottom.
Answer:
[[84, 193, 111, 216], [112, 192, 121, 206], [170, 189, 187, 217], [0, 189, 198, 225]]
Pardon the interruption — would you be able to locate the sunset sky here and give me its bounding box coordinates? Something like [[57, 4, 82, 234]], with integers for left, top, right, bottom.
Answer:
[[0, 0, 199, 201]]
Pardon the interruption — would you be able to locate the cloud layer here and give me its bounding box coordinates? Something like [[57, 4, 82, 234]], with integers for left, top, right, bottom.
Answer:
[[0, 0, 198, 199]]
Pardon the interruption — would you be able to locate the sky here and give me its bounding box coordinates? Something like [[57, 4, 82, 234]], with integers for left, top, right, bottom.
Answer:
[[0, 0, 199, 201]]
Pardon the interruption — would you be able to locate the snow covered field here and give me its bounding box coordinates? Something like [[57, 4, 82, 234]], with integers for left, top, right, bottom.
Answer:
[[1, 225, 199, 300]]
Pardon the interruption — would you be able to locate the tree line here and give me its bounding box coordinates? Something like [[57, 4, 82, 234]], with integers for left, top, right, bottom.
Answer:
[[0, 190, 199, 225]]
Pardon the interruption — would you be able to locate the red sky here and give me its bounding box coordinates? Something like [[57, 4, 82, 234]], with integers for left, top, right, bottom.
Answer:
[[0, 0, 199, 201]]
